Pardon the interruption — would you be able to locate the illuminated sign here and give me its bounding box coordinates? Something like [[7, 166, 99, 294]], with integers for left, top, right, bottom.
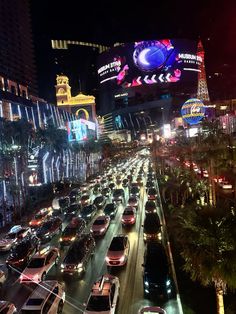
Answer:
[[181, 98, 205, 125], [97, 39, 201, 88], [163, 124, 171, 138]]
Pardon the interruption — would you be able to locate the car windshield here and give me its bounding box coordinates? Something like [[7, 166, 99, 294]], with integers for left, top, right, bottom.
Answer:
[[86, 295, 110, 311], [93, 219, 105, 225], [12, 241, 30, 255], [34, 213, 44, 220], [28, 258, 45, 268], [149, 189, 157, 194], [110, 238, 124, 251], [39, 221, 52, 232], [114, 189, 124, 195], [64, 247, 84, 263], [62, 228, 76, 236], [105, 204, 114, 210], [95, 197, 103, 202], [6, 233, 17, 239], [123, 210, 134, 215]]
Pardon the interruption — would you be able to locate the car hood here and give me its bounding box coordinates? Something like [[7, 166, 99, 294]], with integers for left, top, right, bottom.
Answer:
[[107, 250, 124, 259], [0, 239, 15, 246], [92, 225, 106, 232], [22, 267, 42, 278], [122, 214, 134, 220]]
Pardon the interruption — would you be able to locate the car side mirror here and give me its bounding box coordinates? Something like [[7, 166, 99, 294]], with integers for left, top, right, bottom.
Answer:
[[141, 263, 144, 267], [141, 224, 144, 227]]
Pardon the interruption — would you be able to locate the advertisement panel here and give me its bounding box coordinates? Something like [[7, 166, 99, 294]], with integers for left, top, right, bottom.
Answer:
[[67, 120, 88, 142], [97, 39, 201, 89]]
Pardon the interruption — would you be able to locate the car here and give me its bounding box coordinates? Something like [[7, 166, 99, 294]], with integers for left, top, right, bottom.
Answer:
[[130, 186, 140, 197], [20, 246, 60, 283], [20, 280, 65, 314], [128, 196, 139, 209], [138, 306, 167, 314], [58, 196, 70, 211], [0, 225, 31, 252], [108, 182, 116, 191], [0, 301, 17, 313], [80, 194, 91, 207], [61, 233, 95, 276], [29, 207, 52, 229], [6, 235, 40, 271], [93, 184, 101, 196], [84, 274, 120, 314], [81, 183, 88, 192], [143, 213, 162, 242], [136, 176, 144, 186], [79, 204, 97, 222], [219, 181, 233, 189], [145, 201, 157, 214], [121, 207, 136, 226], [105, 235, 130, 267], [112, 189, 125, 203], [59, 217, 86, 246], [146, 180, 155, 190], [122, 178, 129, 188], [93, 195, 106, 209], [147, 188, 158, 200], [91, 215, 110, 237], [103, 203, 117, 219], [36, 217, 62, 242], [142, 242, 175, 299], [101, 187, 111, 198], [64, 203, 80, 218], [69, 188, 82, 202], [100, 178, 107, 187]]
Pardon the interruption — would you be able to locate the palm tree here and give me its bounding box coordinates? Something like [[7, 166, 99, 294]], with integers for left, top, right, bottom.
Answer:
[[171, 202, 236, 314]]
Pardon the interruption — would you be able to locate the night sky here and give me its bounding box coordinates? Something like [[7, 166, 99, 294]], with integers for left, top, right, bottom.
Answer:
[[30, 0, 236, 102]]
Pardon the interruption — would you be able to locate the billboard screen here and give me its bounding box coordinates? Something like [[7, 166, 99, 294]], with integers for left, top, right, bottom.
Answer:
[[97, 39, 201, 89], [67, 119, 96, 142]]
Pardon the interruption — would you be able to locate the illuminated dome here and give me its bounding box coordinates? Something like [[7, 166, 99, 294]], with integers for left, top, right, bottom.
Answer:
[[181, 98, 205, 125]]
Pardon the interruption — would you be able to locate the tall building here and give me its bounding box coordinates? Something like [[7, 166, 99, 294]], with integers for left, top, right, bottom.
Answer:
[[51, 40, 109, 99], [0, 0, 38, 97]]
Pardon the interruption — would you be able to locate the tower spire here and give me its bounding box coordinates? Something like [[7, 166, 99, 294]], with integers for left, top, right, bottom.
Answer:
[[197, 40, 210, 102]]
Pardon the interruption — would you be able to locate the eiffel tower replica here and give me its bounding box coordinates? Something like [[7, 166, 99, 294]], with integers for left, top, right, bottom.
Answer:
[[197, 40, 210, 103]]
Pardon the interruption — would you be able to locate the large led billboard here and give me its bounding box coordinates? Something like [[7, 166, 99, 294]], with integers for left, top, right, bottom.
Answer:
[[97, 39, 201, 89], [67, 119, 96, 142]]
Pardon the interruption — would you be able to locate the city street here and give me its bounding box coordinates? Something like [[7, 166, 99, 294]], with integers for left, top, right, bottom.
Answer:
[[0, 169, 182, 313]]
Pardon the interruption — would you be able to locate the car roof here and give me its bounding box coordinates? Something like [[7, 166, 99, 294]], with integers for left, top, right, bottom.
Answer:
[[91, 274, 117, 296], [21, 281, 60, 310], [33, 246, 55, 258]]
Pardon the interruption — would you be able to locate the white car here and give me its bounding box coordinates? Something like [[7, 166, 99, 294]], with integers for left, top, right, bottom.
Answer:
[[84, 274, 120, 314], [105, 235, 130, 266], [90, 215, 110, 236], [0, 225, 31, 252], [21, 280, 65, 313], [219, 181, 233, 189], [20, 246, 59, 283]]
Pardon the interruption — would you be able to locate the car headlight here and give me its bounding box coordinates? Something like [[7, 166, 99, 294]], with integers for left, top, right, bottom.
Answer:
[[119, 255, 125, 263], [105, 256, 110, 262], [166, 279, 171, 287], [71, 237, 75, 241], [61, 264, 65, 269], [144, 280, 149, 287], [59, 237, 62, 241], [158, 232, 162, 240], [100, 228, 105, 233], [144, 233, 147, 240]]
